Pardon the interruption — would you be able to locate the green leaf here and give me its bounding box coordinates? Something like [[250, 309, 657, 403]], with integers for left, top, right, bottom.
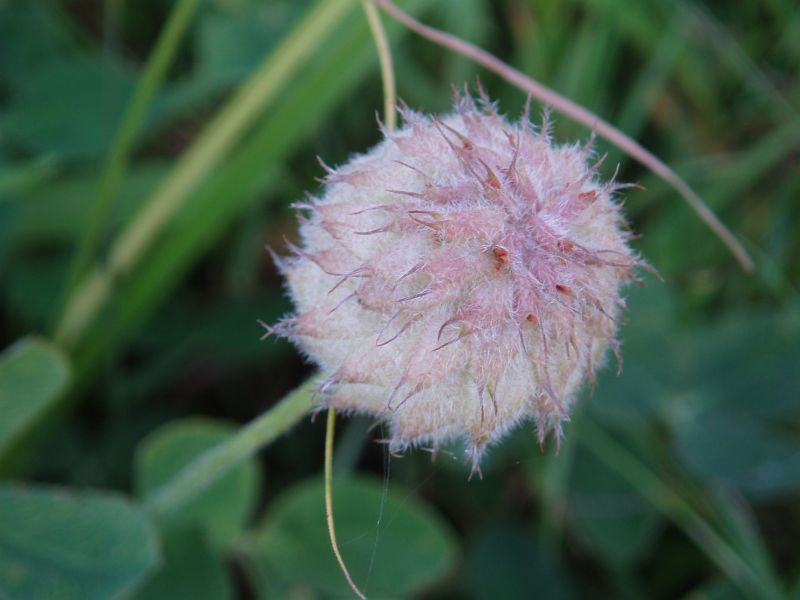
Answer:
[[245, 476, 457, 598], [134, 418, 260, 549], [464, 528, 574, 600], [0, 156, 59, 200], [0, 3, 87, 91], [11, 163, 169, 247], [0, 254, 69, 330], [140, 294, 291, 369], [569, 447, 661, 567], [674, 411, 800, 500], [195, 2, 304, 85], [591, 292, 800, 502], [131, 527, 232, 600], [0, 337, 70, 458], [1, 56, 135, 160], [0, 483, 158, 600], [0, 201, 16, 269], [687, 579, 749, 600], [673, 309, 800, 419], [588, 282, 678, 428]]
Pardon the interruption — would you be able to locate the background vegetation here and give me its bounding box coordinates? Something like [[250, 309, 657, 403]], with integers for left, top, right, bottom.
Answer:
[[0, 0, 799, 598]]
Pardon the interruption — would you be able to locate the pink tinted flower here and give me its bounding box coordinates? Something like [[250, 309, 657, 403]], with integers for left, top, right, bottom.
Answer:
[[268, 94, 640, 470]]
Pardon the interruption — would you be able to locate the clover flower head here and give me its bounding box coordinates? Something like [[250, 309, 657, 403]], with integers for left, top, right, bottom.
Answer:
[[267, 92, 640, 471]]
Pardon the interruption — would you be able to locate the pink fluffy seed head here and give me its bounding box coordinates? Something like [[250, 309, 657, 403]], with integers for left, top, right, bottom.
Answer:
[[271, 93, 641, 467]]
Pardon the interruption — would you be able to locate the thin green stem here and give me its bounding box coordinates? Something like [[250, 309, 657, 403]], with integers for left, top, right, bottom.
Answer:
[[362, 0, 396, 132], [146, 378, 316, 517], [325, 408, 367, 599], [54, 0, 356, 348], [579, 419, 784, 600], [64, 0, 201, 298]]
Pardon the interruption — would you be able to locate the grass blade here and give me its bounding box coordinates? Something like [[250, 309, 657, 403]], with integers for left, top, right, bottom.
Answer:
[[54, 0, 356, 349], [63, 0, 201, 298], [579, 419, 785, 600]]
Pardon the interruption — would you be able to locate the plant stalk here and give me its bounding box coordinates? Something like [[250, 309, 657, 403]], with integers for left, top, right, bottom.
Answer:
[[362, 0, 396, 132], [371, 0, 754, 273], [55, 0, 355, 348], [64, 0, 201, 298], [325, 408, 367, 599], [146, 378, 316, 517]]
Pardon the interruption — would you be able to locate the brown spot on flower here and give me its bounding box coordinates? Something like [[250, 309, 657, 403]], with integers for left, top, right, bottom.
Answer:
[[486, 167, 501, 189], [555, 283, 573, 296], [271, 92, 638, 468], [493, 246, 510, 269], [557, 239, 574, 253]]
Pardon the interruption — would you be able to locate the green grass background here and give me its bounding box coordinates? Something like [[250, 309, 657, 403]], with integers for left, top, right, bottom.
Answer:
[[0, 0, 799, 598]]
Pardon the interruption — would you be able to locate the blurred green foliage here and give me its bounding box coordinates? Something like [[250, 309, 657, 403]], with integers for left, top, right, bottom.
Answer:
[[245, 477, 457, 597], [0, 0, 799, 598], [0, 484, 158, 600]]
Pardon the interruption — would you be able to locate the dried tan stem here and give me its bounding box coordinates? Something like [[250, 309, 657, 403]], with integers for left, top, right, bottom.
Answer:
[[325, 408, 367, 599], [372, 0, 754, 273]]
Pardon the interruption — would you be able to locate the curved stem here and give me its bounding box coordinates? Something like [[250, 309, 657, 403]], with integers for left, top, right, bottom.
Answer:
[[319, 10, 396, 597], [371, 0, 754, 273], [325, 408, 368, 599], [146, 378, 316, 517], [362, 0, 396, 132]]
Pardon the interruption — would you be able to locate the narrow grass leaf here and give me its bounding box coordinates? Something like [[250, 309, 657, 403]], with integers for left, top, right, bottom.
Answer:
[[55, 0, 357, 348]]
